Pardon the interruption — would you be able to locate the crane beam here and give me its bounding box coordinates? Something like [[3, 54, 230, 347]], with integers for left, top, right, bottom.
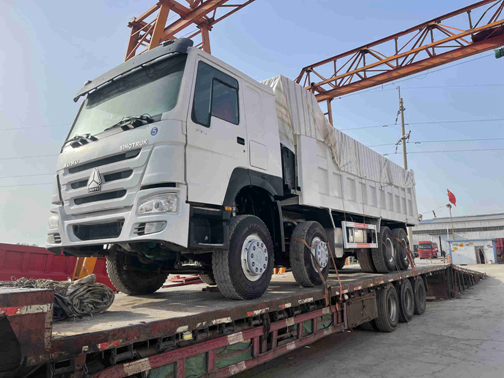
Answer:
[[295, 0, 504, 101], [125, 0, 255, 60]]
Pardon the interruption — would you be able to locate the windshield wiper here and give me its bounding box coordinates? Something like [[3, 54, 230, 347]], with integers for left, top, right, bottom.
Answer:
[[63, 133, 98, 149], [104, 114, 154, 132]]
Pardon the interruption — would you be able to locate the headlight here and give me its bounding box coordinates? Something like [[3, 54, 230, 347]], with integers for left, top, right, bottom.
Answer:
[[138, 194, 178, 215], [48, 214, 60, 230]]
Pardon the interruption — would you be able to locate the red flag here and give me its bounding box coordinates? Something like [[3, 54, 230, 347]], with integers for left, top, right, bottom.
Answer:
[[447, 189, 456, 206]]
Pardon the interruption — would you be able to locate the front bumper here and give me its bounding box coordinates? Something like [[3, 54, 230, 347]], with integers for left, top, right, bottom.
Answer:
[[46, 185, 190, 253]]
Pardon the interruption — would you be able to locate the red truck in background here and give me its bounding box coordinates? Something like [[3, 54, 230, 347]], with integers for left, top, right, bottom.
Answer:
[[418, 241, 439, 259]]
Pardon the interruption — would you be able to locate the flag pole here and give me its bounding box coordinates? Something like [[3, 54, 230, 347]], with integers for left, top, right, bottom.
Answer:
[[447, 204, 455, 240]]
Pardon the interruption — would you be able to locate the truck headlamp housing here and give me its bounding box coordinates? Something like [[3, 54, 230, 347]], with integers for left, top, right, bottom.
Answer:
[[138, 194, 178, 215], [48, 214, 60, 230]]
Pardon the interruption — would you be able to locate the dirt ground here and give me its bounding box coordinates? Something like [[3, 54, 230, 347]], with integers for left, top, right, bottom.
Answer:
[[237, 263, 504, 378]]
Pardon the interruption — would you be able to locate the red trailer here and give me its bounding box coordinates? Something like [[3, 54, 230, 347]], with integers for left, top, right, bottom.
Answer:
[[0, 264, 485, 377]]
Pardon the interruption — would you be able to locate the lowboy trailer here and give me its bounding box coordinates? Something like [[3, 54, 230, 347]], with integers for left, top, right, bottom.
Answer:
[[0, 264, 485, 378]]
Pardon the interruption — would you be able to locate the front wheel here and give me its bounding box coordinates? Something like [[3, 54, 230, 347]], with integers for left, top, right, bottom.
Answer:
[[213, 215, 274, 300], [106, 246, 168, 295]]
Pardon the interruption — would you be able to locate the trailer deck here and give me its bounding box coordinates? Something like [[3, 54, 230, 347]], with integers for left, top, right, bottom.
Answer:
[[0, 264, 486, 378], [52, 265, 446, 338]]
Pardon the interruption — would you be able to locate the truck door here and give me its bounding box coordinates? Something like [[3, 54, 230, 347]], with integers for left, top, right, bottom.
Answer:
[[186, 60, 248, 205]]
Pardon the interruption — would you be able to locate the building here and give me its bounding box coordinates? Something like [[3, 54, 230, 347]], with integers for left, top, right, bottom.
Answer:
[[448, 239, 497, 264], [412, 212, 504, 254]]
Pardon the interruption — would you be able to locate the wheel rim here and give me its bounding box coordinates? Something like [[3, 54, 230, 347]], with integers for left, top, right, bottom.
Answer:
[[385, 237, 395, 265], [388, 292, 397, 322], [401, 238, 409, 264], [241, 233, 268, 282], [311, 236, 329, 269]]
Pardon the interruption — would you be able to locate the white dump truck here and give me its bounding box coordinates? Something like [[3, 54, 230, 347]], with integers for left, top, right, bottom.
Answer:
[[46, 38, 418, 300]]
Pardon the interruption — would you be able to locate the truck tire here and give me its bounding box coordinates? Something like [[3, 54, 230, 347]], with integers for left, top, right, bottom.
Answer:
[[356, 249, 377, 273], [372, 227, 396, 273], [413, 278, 427, 315], [398, 279, 414, 322], [199, 272, 216, 285], [213, 215, 274, 300], [290, 221, 330, 287], [374, 285, 399, 332], [106, 247, 168, 295], [392, 228, 410, 271]]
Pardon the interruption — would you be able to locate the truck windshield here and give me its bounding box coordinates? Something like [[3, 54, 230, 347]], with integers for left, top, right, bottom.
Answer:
[[67, 54, 187, 140], [419, 244, 432, 249]]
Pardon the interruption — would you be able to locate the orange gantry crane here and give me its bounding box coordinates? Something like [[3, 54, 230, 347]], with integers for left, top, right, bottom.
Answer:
[[294, 0, 504, 124], [124, 0, 255, 60]]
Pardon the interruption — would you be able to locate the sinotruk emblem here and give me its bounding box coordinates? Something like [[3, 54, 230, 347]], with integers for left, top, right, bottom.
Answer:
[[87, 168, 102, 193]]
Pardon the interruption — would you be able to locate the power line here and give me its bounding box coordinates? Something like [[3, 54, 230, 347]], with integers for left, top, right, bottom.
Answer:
[[0, 182, 53, 189], [340, 118, 504, 131], [0, 124, 69, 132], [383, 148, 504, 156], [0, 154, 58, 161], [0, 173, 54, 180], [419, 205, 447, 216], [368, 137, 504, 148]]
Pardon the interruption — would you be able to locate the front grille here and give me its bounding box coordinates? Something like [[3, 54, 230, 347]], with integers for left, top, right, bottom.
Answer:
[[74, 190, 127, 205], [71, 169, 133, 190], [134, 223, 146, 236], [73, 221, 123, 241], [68, 150, 140, 174]]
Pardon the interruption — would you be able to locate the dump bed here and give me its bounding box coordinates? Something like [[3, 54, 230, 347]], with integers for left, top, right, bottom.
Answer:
[[262, 75, 418, 226]]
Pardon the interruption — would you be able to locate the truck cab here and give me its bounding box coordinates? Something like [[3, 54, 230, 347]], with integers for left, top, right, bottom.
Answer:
[[47, 39, 286, 299]]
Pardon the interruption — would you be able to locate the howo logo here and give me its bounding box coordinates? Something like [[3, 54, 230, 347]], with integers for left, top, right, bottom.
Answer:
[[87, 168, 102, 193]]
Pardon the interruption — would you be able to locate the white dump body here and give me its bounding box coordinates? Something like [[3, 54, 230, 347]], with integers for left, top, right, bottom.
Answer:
[[262, 75, 418, 226]]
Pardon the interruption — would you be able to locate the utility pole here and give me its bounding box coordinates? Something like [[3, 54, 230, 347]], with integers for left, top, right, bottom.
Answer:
[[447, 204, 456, 240], [397, 87, 414, 250], [397, 87, 408, 170]]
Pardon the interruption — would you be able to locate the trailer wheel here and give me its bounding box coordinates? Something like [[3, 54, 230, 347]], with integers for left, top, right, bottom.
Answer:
[[375, 285, 399, 332], [290, 221, 329, 287], [398, 279, 414, 322], [392, 228, 410, 271], [413, 277, 427, 315], [213, 215, 274, 300], [199, 272, 216, 285], [356, 249, 377, 273], [106, 247, 168, 295], [372, 227, 396, 273]]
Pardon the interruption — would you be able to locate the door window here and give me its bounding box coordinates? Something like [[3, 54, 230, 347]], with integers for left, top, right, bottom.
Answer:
[[191, 61, 239, 127]]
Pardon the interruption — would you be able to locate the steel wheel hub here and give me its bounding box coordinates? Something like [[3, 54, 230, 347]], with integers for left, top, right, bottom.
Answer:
[[388, 294, 397, 321], [311, 237, 329, 269], [241, 234, 268, 281], [385, 238, 395, 264]]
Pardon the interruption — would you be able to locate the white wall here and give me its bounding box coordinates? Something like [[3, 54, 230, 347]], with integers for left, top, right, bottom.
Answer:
[[449, 240, 496, 264]]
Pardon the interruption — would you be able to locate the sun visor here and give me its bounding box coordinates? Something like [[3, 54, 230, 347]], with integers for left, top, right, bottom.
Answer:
[[73, 38, 194, 102]]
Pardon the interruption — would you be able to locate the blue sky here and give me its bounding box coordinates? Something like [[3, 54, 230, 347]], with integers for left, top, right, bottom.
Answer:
[[1, 0, 503, 245]]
